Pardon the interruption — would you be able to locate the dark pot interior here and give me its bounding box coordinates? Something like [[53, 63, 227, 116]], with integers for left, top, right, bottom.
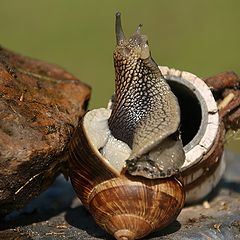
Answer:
[[166, 79, 203, 148]]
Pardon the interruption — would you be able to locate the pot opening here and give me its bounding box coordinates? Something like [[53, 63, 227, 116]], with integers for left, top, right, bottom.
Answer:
[[167, 79, 202, 147]]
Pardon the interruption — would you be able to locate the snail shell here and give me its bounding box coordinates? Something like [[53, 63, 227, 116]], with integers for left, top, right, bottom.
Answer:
[[69, 12, 224, 240], [69, 109, 185, 239]]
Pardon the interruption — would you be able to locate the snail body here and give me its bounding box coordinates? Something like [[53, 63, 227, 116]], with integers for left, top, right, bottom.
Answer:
[[69, 12, 223, 240], [109, 13, 185, 179]]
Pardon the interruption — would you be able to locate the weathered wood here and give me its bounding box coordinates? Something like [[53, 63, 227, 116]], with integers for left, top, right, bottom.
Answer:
[[205, 71, 240, 130], [0, 47, 91, 216], [204, 71, 239, 91]]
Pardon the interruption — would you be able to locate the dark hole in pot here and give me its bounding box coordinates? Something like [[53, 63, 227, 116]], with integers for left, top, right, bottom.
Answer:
[[167, 80, 202, 146]]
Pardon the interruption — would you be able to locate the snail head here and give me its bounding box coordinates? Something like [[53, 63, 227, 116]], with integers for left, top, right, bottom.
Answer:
[[115, 12, 150, 61]]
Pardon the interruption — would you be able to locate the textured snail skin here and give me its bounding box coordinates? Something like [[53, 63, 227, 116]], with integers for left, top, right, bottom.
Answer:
[[69, 116, 185, 240], [108, 12, 185, 179]]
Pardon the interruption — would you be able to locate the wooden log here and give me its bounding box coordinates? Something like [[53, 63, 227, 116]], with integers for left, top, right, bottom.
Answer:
[[0, 47, 91, 216], [205, 71, 240, 130], [204, 71, 239, 91]]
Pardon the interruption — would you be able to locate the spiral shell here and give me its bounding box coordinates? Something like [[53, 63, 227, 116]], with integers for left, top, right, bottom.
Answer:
[[69, 111, 185, 239]]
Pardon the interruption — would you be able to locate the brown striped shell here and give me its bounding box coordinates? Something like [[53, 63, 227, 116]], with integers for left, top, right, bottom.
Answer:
[[69, 114, 185, 240]]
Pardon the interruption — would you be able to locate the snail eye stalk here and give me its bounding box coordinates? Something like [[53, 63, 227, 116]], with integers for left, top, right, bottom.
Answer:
[[115, 12, 125, 45]]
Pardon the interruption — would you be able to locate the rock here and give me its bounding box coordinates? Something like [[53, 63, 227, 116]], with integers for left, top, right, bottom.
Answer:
[[0, 47, 91, 216]]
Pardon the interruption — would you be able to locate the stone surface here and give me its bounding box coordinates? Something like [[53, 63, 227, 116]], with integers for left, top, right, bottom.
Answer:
[[0, 47, 91, 216], [0, 151, 239, 239]]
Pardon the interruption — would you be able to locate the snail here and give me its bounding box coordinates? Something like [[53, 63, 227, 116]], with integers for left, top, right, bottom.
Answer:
[[109, 12, 185, 179], [69, 12, 224, 240]]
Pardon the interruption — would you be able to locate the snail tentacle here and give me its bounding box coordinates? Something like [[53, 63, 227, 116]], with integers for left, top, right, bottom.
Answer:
[[115, 12, 125, 45]]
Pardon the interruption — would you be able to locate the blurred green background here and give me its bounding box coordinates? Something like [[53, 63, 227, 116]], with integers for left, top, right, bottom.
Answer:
[[0, 0, 239, 152]]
